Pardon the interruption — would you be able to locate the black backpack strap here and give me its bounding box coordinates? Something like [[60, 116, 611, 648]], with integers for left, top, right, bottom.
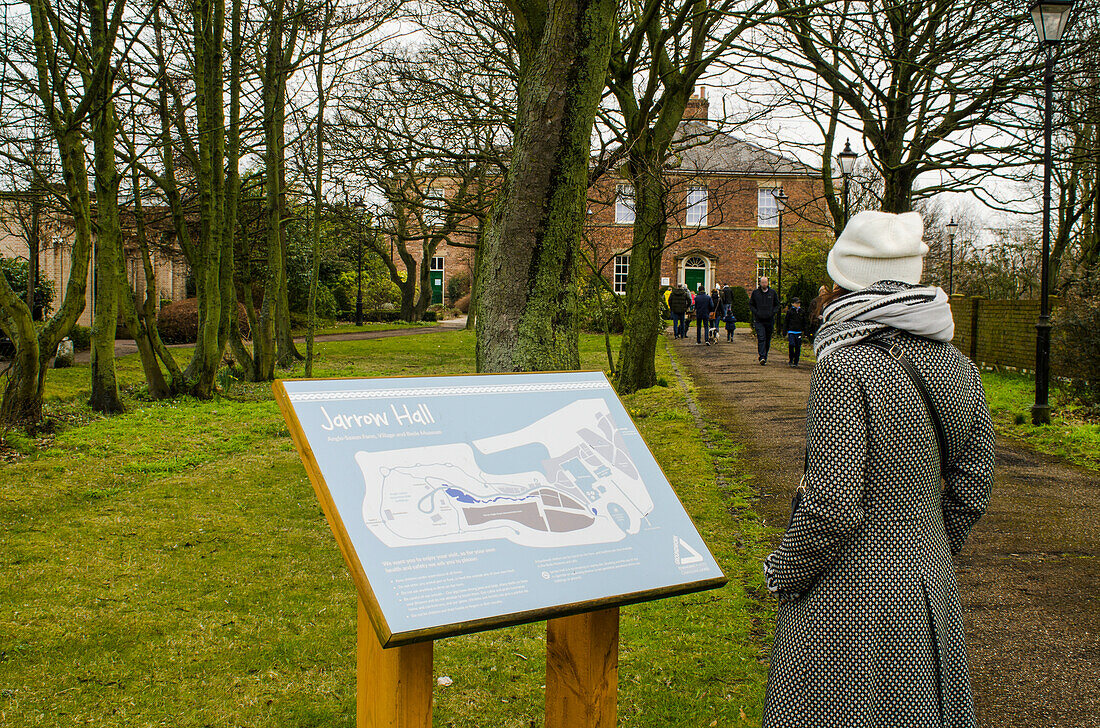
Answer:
[[863, 338, 948, 475]]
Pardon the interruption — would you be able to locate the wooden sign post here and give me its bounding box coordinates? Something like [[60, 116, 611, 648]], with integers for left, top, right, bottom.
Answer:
[[274, 373, 726, 728], [357, 597, 433, 728], [357, 601, 619, 728], [545, 607, 619, 728]]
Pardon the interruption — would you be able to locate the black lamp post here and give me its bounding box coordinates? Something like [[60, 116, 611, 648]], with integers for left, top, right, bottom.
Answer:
[[1030, 0, 1074, 426], [837, 139, 858, 226], [773, 186, 789, 302], [773, 186, 789, 336], [945, 218, 958, 295], [354, 197, 364, 326]]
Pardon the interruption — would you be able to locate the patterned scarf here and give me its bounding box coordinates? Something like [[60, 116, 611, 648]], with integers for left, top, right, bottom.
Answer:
[[812, 280, 955, 361]]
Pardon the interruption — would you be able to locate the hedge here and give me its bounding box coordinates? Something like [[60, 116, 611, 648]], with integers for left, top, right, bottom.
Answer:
[[156, 298, 251, 344]]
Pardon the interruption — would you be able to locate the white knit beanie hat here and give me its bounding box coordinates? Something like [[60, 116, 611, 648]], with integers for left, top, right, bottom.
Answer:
[[826, 211, 927, 291]]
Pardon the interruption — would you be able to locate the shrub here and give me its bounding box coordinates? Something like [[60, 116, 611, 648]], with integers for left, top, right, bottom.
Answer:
[[578, 285, 624, 334], [312, 284, 339, 320], [730, 286, 751, 323], [67, 325, 92, 351], [786, 276, 819, 308], [156, 298, 251, 344], [346, 309, 439, 323], [1053, 272, 1100, 407], [0, 257, 54, 319], [446, 270, 471, 305], [334, 270, 401, 312], [455, 293, 471, 314]]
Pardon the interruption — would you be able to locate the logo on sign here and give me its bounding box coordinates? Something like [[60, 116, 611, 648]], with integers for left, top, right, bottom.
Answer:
[[673, 536, 703, 566]]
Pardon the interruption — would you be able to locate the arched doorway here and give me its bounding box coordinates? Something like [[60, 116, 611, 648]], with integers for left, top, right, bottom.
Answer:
[[682, 255, 708, 293]]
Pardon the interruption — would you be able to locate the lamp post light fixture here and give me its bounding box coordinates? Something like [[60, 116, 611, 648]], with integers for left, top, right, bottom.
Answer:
[[836, 139, 858, 226], [1030, 0, 1074, 426], [945, 218, 959, 295]]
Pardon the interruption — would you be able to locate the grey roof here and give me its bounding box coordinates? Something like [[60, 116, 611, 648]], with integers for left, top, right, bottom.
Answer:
[[670, 120, 819, 176]]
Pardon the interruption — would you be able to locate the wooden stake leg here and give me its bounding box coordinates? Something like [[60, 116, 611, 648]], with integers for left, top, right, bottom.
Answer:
[[357, 597, 433, 728], [545, 607, 619, 728]]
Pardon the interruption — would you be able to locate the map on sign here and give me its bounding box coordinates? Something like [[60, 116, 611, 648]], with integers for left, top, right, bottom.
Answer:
[[275, 371, 726, 646], [356, 399, 653, 548]]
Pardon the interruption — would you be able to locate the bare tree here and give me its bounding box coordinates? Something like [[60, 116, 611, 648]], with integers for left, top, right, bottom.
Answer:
[[1052, 2, 1100, 288], [758, 0, 1038, 213], [0, 0, 125, 424], [333, 13, 509, 325], [136, 0, 246, 397], [605, 0, 774, 393]]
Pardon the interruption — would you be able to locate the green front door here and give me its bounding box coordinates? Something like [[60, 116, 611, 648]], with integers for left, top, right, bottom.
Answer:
[[430, 257, 444, 305], [684, 267, 706, 295]]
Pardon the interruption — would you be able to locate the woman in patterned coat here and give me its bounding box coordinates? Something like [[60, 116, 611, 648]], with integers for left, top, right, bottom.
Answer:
[[762, 211, 996, 728]]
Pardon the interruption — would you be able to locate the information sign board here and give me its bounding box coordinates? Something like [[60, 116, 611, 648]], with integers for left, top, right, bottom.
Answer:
[[275, 371, 726, 646]]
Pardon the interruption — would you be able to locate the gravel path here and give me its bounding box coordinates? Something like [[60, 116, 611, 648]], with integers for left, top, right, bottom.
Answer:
[[673, 325, 1100, 727]]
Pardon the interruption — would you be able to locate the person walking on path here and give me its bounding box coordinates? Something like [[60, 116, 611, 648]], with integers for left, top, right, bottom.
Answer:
[[721, 282, 735, 314], [783, 297, 807, 367], [761, 210, 996, 728], [750, 277, 780, 364], [723, 303, 737, 341], [668, 284, 691, 339], [694, 284, 715, 344], [709, 287, 723, 342]]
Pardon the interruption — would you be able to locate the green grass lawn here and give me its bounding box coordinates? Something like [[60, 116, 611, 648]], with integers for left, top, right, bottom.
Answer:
[[980, 370, 1100, 471], [0, 332, 774, 727], [299, 320, 439, 337]]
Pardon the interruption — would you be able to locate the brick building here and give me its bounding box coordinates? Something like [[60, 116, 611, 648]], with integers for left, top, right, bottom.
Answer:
[[0, 195, 190, 326], [416, 91, 832, 304]]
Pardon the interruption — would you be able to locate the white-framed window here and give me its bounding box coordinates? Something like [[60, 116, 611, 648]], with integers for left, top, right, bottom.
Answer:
[[686, 186, 708, 226], [756, 254, 778, 283], [430, 256, 445, 273], [615, 184, 635, 224], [614, 254, 630, 294], [425, 185, 445, 227], [757, 188, 779, 228]]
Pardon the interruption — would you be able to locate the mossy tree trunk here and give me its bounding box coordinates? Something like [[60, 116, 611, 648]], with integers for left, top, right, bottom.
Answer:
[[115, 141, 177, 399], [88, 96, 125, 414], [615, 158, 669, 392], [87, 0, 125, 414], [0, 0, 113, 427], [255, 0, 304, 380], [0, 280, 41, 426], [219, 0, 243, 374], [475, 0, 617, 373], [180, 0, 229, 398], [145, 0, 241, 396]]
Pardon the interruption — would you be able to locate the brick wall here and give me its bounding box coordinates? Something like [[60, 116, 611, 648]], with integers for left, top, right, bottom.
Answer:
[[948, 296, 1063, 374]]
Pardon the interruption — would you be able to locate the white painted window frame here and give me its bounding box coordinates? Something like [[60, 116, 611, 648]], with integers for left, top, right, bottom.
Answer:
[[613, 254, 630, 294], [757, 188, 779, 228], [686, 187, 708, 226], [615, 184, 635, 224]]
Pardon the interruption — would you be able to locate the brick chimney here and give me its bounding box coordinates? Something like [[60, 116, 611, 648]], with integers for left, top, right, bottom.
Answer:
[[682, 87, 710, 122]]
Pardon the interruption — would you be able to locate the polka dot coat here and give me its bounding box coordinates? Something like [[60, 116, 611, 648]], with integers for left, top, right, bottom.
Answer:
[[762, 331, 995, 728]]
